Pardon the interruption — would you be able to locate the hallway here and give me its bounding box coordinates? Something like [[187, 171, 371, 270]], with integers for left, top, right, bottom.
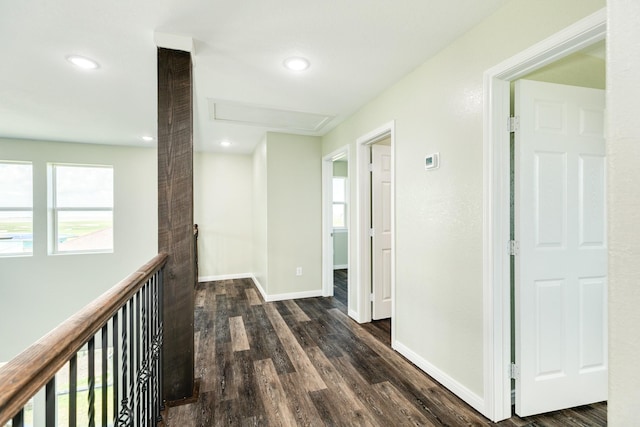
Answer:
[[164, 279, 605, 426]]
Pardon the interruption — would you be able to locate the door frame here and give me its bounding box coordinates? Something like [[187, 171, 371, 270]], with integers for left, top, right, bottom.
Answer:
[[354, 121, 395, 330], [322, 145, 351, 298], [481, 8, 606, 422]]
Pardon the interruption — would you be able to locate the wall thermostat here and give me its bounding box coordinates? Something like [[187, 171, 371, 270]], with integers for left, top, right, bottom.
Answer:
[[425, 153, 440, 170]]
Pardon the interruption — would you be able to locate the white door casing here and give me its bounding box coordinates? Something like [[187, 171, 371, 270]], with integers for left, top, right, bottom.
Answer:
[[371, 143, 392, 320], [515, 80, 607, 416]]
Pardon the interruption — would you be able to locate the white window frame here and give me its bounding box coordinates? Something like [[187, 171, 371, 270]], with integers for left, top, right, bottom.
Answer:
[[332, 176, 348, 230], [50, 163, 114, 255], [0, 161, 33, 257]]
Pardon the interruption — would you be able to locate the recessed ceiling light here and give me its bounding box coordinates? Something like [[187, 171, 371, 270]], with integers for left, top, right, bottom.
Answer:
[[283, 57, 310, 72], [66, 55, 99, 70], [142, 136, 154, 142], [220, 140, 232, 147]]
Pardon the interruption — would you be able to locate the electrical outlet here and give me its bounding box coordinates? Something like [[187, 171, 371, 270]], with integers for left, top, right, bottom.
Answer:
[[296, 267, 302, 276]]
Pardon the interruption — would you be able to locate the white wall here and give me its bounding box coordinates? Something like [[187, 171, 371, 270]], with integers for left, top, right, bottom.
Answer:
[[252, 137, 268, 290], [607, 0, 640, 424], [194, 152, 253, 279], [322, 0, 604, 400], [0, 138, 157, 361], [266, 132, 322, 296]]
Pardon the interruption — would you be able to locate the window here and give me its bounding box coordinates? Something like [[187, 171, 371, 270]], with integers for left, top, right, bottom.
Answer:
[[332, 177, 347, 228], [51, 164, 113, 254], [0, 161, 33, 256]]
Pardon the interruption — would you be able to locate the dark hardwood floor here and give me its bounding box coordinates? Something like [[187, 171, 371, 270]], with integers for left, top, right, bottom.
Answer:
[[165, 278, 606, 426]]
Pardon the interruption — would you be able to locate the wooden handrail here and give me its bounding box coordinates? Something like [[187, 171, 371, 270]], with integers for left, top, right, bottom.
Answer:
[[0, 253, 169, 425]]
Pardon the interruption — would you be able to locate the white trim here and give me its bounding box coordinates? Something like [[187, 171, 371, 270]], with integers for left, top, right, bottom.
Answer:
[[251, 275, 268, 301], [333, 264, 348, 270], [247, 274, 323, 302], [355, 120, 395, 336], [482, 8, 606, 422], [322, 145, 351, 298], [394, 340, 485, 415], [348, 308, 359, 320], [262, 289, 324, 302], [198, 273, 253, 282]]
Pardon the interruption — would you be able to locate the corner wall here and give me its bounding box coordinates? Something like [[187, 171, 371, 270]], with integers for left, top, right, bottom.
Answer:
[[0, 138, 157, 361], [607, 0, 640, 424]]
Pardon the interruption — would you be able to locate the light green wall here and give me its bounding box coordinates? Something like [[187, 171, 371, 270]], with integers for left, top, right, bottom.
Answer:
[[511, 50, 606, 111], [252, 137, 268, 290], [321, 0, 605, 397], [266, 132, 322, 296], [194, 152, 253, 278], [0, 138, 157, 361], [607, 0, 640, 424], [332, 160, 348, 177], [524, 51, 605, 89], [333, 230, 348, 268]]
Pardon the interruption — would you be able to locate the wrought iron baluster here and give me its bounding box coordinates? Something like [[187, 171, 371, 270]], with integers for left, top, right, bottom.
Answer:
[[69, 354, 78, 427], [101, 324, 108, 427], [112, 312, 119, 427], [88, 337, 96, 427], [128, 298, 135, 426], [135, 289, 141, 426], [118, 303, 130, 426], [12, 409, 24, 427], [45, 377, 55, 427]]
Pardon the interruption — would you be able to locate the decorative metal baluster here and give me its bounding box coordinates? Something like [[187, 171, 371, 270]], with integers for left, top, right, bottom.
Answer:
[[45, 377, 55, 427], [135, 289, 141, 426], [112, 312, 119, 427], [157, 270, 164, 421], [69, 354, 78, 427], [118, 303, 130, 426], [141, 282, 149, 427], [128, 298, 135, 426], [88, 337, 96, 427], [12, 409, 24, 427], [101, 324, 108, 427]]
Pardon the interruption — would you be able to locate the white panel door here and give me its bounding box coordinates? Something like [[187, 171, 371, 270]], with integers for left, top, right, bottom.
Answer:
[[372, 144, 392, 320], [515, 80, 607, 417]]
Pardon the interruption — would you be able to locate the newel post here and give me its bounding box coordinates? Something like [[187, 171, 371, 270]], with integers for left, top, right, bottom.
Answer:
[[157, 47, 196, 403]]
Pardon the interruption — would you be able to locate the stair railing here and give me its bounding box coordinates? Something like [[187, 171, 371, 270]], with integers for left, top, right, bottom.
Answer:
[[0, 253, 168, 427]]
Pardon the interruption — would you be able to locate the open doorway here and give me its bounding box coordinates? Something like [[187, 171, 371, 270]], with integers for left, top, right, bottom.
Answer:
[[483, 9, 606, 422], [322, 146, 350, 305], [332, 158, 349, 307]]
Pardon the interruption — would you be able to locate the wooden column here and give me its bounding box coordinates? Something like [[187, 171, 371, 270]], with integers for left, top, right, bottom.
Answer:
[[157, 47, 195, 402]]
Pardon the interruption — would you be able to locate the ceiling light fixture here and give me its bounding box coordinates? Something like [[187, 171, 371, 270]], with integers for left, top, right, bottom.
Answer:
[[283, 57, 310, 72], [142, 136, 154, 142], [66, 55, 99, 70], [220, 140, 231, 147]]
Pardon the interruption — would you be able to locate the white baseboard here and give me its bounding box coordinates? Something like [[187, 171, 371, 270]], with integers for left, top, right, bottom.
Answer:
[[250, 275, 268, 301], [263, 289, 323, 302], [198, 273, 252, 282], [201, 273, 323, 303], [333, 264, 348, 270], [393, 340, 485, 415]]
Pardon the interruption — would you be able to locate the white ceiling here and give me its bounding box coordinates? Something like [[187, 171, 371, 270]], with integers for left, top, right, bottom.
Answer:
[[0, 0, 510, 154]]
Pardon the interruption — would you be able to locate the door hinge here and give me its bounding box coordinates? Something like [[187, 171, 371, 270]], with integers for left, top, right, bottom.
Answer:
[[509, 240, 519, 256], [368, 163, 373, 172], [508, 116, 520, 133], [510, 363, 520, 380], [369, 228, 374, 237], [369, 293, 375, 302]]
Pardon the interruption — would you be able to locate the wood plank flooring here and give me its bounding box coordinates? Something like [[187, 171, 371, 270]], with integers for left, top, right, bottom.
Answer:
[[165, 278, 606, 426]]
